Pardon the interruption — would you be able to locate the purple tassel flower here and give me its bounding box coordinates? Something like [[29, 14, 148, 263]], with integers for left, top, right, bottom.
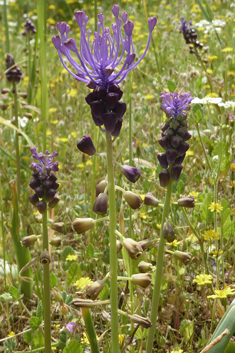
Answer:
[[52, 5, 157, 137], [29, 148, 60, 213], [158, 92, 193, 186]]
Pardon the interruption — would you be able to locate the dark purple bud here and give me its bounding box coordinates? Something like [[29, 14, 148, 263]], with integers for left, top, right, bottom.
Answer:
[[123, 20, 134, 36], [29, 177, 41, 190], [92, 111, 103, 127], [29, 194, 39, 206], [113, 102, 126, 120], [77, 135, 96, 156], [96, 180, 107, 197], [171, 164, 183, 181], [177, 142, 189, 156], [111, 119, 123, 137], [48, 174, 57, 183], [93, 86, 107, 100], [90, 100, 106, 119], [175, 154, 185, 164], [158, 137, 171, 150], [159, 170, 170, 187], [93, 193, 109, 215], [35, 186, 44, 198], [46, 188, 57, 202], [177, 196, 195, 208], [166, 149, 178, 164], [105, 66, 114, 77], [182, 131, 192, 141], [51, 182, 60, 190], [164, 128, 174, 138], [36, 200, 47, 214], [163, 222, 176, 242], [101, 112, 118, 133], [177, 127, 187, 137], [171, 135, 182, 148], [87, 81, 96, 89], [109, 84, 123, 100], [104, 92, 120, 110], [121, 165, 141, 183], [85, 92, 97, 105], [157, 153, 168, 169], [48, 196, 60, 208], [42, 180, 53, 190]]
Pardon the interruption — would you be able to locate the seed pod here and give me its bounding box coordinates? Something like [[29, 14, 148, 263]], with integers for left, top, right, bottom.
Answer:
[[71, 298, 94, 308], [96, 180, 107, 196], [73, 218, 95, 234], [138, 261, 152, 273], [131, 273, 152, 288], [129, 314, 152, 328], [173, 250, 192, 264], [138, 239, 153, 251], [49, 237, 62, 247], [21, 235, 37, 247], [163, 222, 176, 242], [40, 250, 51, 264], [51, 222, 66, 234], [85, 280, 105, 300], [121, 165, 141, 183], [123, 191, 142, 209], [93, 193, 109, 215], [144, 193, 160, 207], [177, 196, 195, 208], [116, 240, 123, 254], [123, 238, 143, 259]]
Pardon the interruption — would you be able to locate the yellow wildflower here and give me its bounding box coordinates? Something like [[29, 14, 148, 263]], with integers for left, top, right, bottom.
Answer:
[[145, 94, 154, 100], [231, 181, 235, 187], [7, 332, 15, 337], [193, 274, 213, 286], [206, 69, 213, 74], [186, 150, 194, 157], [205, 92, 219, 98], [56, 137, 69, 143], [66, 254, 77, 262], [119, 334, 125, 345], [188, 191, 199, 201], [208, 202, 223, 213], [171, 349, 184, 353], [67, 88, 78, 97], [81, 332, 90, 344], [157, 224, 161, 230], [202, 229, 220, 240], [211, 250, 223, 258], [75, 277, 93, 290], [207, 285, 235, 299], [207, 55, 218, 62], [231, 163, 235, 172], [166, 239, 181, 247], [222, 47, 233, 52]]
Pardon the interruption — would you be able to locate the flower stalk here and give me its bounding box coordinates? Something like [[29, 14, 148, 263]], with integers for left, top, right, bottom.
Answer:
[[82, 308, 100, 353], [106, 133, 119, 353]]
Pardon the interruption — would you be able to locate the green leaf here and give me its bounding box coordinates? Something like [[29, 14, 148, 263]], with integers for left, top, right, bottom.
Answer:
[[32, 329, 44, 348], [50, 273, 58, 288], [87, 243, 95, 259], [36, 300, 43, 319], [167, 79, 176, 92], [9, 286, 20, 300], [99, 283, 109, 301], [195, 0, 212, 22], [221, 199, 233, 239], [0, 292, 13, 302], [30, 316, 43, 331], [67, 262, 82, 285], [212, 142, 230, 173], [135, 327, 148, 339], [23, 330, 33, 344], [62, 339, 82, 353], [172, 172, 187, 194], [0, 116, 34, 146], [62, 246, 75, 262], [225, 342, 235, 353], [198, 190, 213, 223]]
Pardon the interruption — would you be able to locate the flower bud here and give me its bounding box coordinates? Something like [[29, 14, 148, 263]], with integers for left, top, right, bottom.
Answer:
[[159, 170, 170, 187], [116, 240, 123, 253], [173, 251, 192, 264], [46, 188, 56, 202], [123, 238, 143, 259], [21, 235, 37, 247], [0, 104, 9, 111], [36, 200, 47, 214], [71, 298, 94, 308], [121, 165, 141, 183], [35, 214, 42, 223], [138, 261, 152, 273], [28, 193, 39, 206], [49, 237, 61, 247], [93, 193, 109, 215], [40, 250, 51, 264], [61, 304, 68, 316], [131, 273, 152, 288], [177, 196, 195, 208], [129, 314, 152, 328], [51, 222, 66, 234], [48, 195, 60, 208], [157, 153, 168, 169], [73, 218, 95, 234], [138, 239, 153, 251], [85, 279, 105, 300], [163, 222, 176, 242], [144, 193, 159, 207], [77, 135, 96, 156], [96, 180, 107, 196], [123, 191, 142, 209], [171, 164, 183, 181]]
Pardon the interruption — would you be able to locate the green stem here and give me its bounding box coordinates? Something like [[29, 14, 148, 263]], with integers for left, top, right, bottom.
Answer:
[[42, 211, 51, 353], [106, 133, 119, 353], [13, 82, 21, 201], [181, 208, 209, 274], [146, 178, 173, 353], [3, 0, 10, 52], [195, 122, 212, 172], [38, 0, 48, 151], [82, 308, 100, 353], [0, 176, 6, 290]]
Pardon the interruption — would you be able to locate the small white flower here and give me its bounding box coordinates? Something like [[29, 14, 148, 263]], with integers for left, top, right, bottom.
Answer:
[[218, 101, 235, 109], [192, 97, 222, 105]]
